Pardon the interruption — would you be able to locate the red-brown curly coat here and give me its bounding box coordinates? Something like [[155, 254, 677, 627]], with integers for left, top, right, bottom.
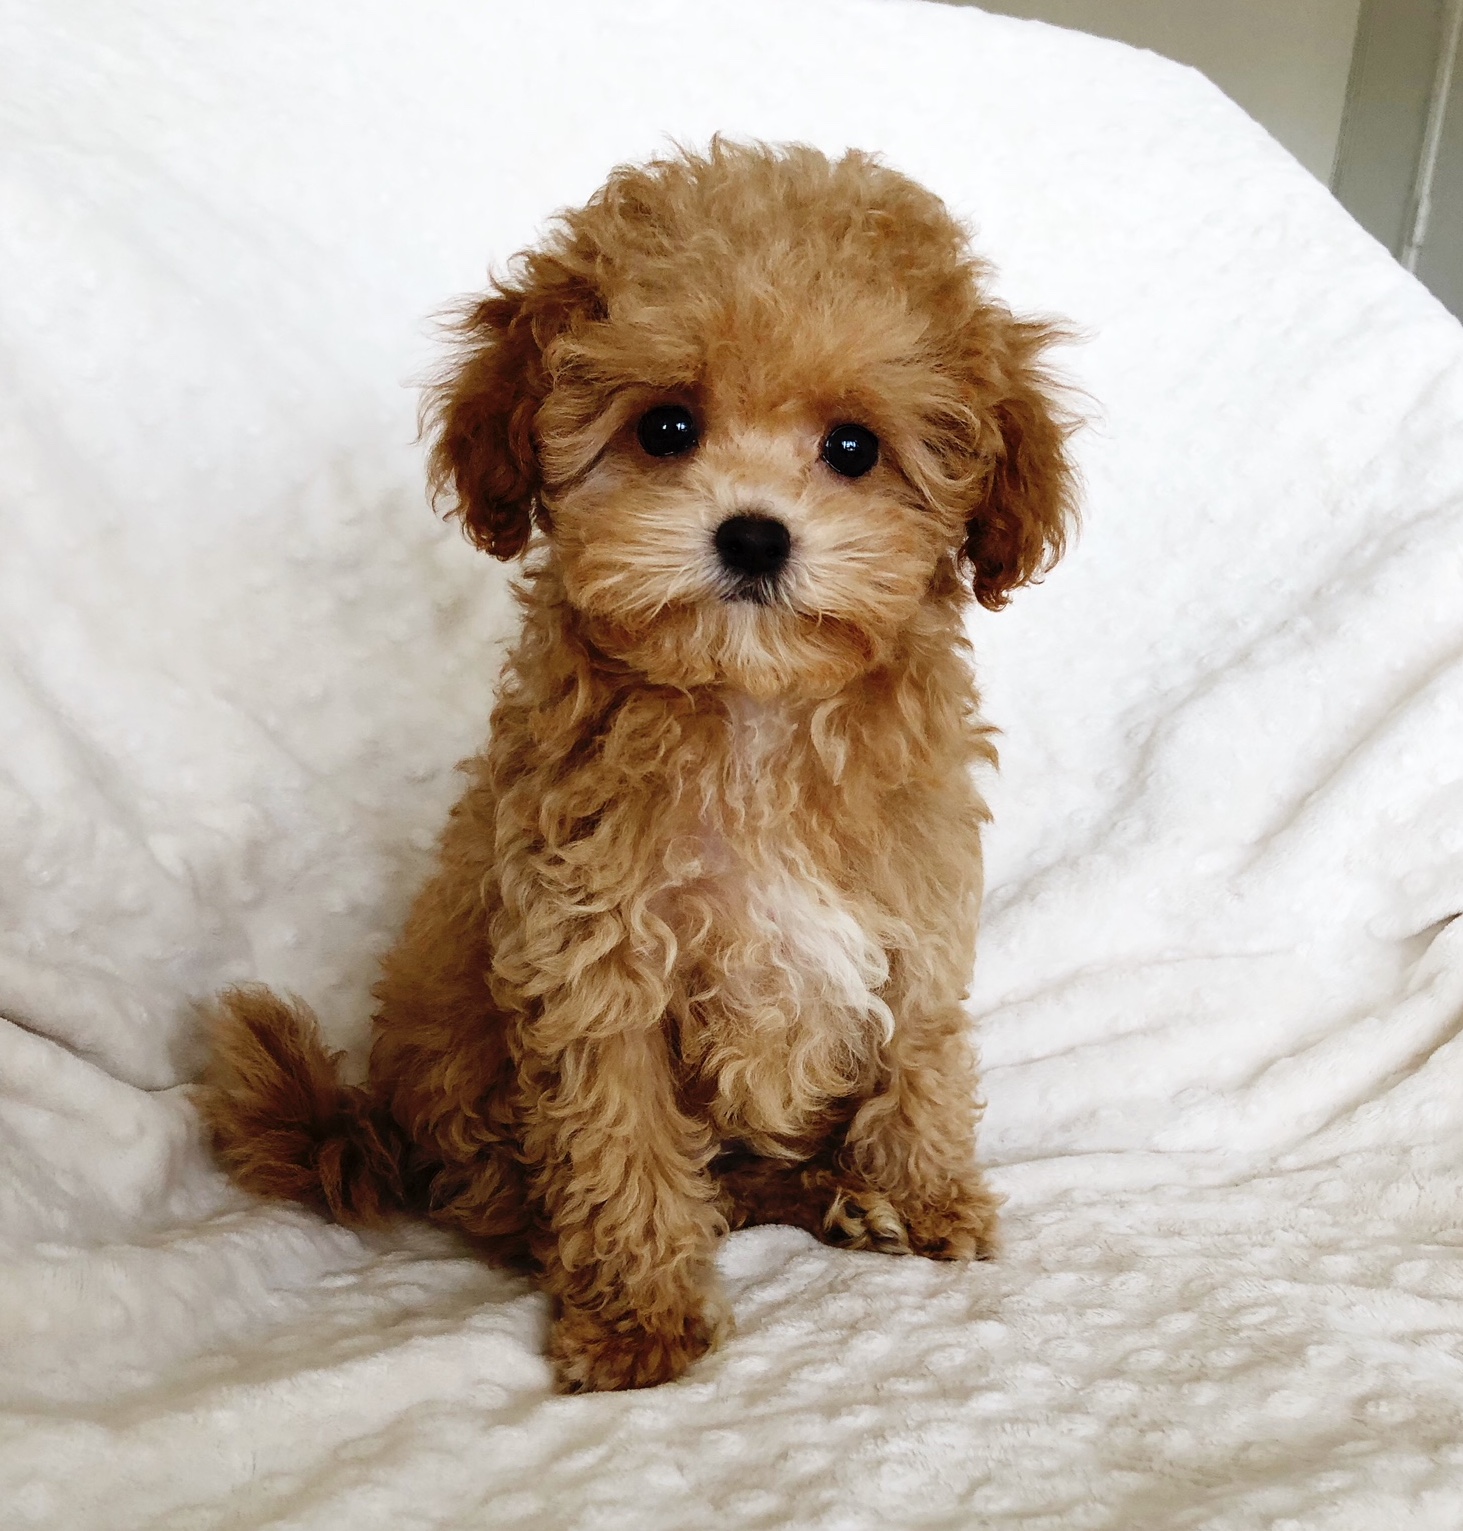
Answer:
[[199, 139, 1078, 1393]]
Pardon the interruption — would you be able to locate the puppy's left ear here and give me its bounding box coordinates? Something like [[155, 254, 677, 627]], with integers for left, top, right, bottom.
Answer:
[[957, 312, 1079, 612], [422, 256, 598, 559]]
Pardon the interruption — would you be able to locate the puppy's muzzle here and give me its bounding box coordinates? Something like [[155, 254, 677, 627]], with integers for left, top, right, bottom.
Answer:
[[714, 514, 791, 600]]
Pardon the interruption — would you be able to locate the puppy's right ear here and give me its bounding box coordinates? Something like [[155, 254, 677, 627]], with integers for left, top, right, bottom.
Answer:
[[423, 260, 593, 559]]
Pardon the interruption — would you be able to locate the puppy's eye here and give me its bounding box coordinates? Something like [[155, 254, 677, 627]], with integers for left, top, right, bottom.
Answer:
[[821, 423, 879, 478], [636, 404, 699, 458]]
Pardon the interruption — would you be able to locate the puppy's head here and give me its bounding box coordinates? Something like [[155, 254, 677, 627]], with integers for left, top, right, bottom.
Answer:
[[425, 141, 1077, 698]]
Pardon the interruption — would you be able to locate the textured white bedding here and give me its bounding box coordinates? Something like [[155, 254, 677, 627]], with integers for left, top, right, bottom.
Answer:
[[3, 0, 1463, 1525]]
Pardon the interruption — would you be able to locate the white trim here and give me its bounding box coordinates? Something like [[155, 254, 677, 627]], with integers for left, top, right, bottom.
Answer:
[[1402, 0, 1463, 271]]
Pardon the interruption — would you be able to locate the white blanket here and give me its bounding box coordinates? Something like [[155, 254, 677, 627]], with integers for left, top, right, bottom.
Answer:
[[4, 1, 1462, 1525]]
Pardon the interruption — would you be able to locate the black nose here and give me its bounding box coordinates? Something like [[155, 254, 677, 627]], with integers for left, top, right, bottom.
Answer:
[[714, 514, 791, 579]]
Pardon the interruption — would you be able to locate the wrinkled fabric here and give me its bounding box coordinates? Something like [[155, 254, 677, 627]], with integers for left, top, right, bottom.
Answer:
[[2, 1, 1462, 1526]]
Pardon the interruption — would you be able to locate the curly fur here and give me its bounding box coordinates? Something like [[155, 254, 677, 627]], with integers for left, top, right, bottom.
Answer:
[[198, 139, 1079, 1393]]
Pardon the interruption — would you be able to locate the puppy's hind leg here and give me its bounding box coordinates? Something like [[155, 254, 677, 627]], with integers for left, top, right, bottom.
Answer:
[[844, 1004, 1002, 1262], [716, 1149, 913, 1255]]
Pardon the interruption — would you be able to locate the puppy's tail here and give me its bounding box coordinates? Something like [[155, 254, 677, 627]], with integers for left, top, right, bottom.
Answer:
[[197, 985, 416, 1226]]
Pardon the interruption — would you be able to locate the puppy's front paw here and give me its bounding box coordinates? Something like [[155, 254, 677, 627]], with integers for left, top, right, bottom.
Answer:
[[548, 1301, 726, 1393]]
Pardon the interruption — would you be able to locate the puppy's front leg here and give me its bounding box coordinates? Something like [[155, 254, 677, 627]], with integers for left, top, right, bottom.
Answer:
[[843, 1003, 1002, 1261], [519, 1014, 726, 1392]]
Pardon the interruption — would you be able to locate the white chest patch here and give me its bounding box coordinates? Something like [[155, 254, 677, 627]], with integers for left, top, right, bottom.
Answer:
[[716, 696, 892, 1036], [728, 859, 894, 1042], [668, 699, 895, 1146]]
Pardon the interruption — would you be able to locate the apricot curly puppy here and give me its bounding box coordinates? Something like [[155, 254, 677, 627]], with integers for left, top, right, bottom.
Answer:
[[199, 140, 1078, 1393]]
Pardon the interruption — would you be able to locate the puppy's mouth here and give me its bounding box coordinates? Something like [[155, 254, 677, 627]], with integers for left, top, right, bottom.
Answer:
[[720, 573, 781, 607]]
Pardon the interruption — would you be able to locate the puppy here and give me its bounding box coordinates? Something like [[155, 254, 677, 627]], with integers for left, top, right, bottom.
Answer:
[[200, 140, 1077, 1393]]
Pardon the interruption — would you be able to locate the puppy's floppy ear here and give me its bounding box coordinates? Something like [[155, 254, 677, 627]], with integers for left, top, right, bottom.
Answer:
[[422, 257, 596, 559], [956, 311, 1079, 612]]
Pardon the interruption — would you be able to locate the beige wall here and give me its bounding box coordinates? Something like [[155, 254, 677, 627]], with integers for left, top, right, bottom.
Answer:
[[936, 0, 1462, 320], [946, 0, 1364, 181], [1413, 10, 1463, 314]]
